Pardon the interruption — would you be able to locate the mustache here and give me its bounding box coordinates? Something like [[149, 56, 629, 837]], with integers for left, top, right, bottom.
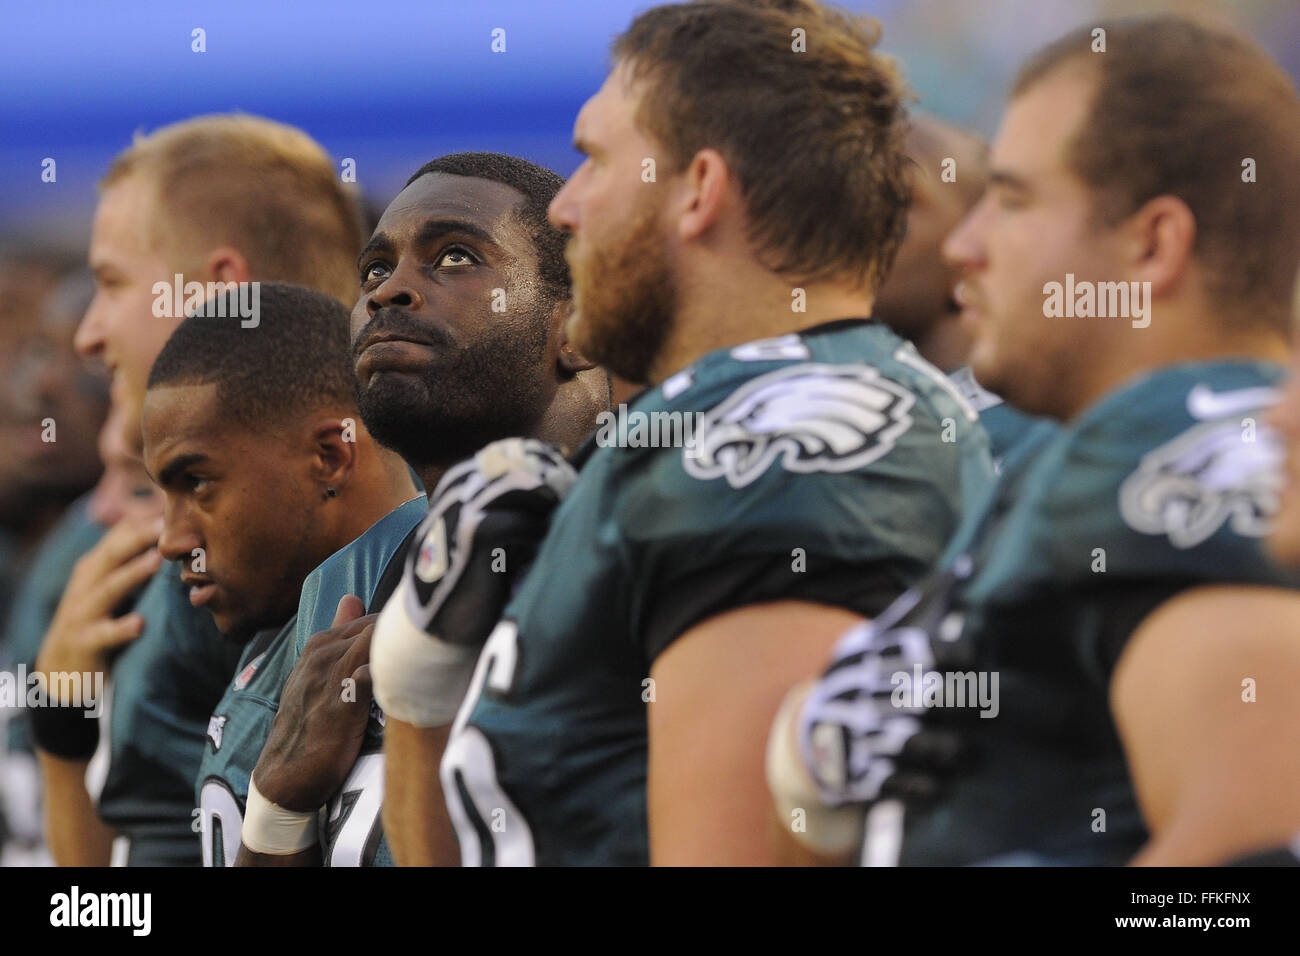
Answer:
[[352, 308, 455, 361]]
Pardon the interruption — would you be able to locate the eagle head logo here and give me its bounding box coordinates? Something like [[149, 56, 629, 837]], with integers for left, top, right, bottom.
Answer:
[[684, 363, 916, 488]]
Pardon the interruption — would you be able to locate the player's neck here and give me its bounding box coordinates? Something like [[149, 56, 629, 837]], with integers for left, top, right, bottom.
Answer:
[[648, 275, 875, 385], [532, 371, 610, 456], [909, 313, 973, 374], [342, 446, 420, 540]]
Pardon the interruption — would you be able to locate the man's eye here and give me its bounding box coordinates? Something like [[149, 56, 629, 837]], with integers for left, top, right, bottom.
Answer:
[[993, 190, 1027, 211], [186, 475, 210, 493], [436, 246, 476, 268], [360, 261, 391, 285]]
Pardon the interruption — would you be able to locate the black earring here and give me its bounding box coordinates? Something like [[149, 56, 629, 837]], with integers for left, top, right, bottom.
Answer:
[[326, 487, 337, 498]]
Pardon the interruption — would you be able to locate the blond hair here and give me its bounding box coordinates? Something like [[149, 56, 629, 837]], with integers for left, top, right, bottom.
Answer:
[[103, 113, 364, 305]]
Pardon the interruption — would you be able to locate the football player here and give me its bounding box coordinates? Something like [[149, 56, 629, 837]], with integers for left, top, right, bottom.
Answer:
[[0, 269, 109, 864], [768, 15, 1300, 866], [217, 153, 608, 866], [0, 246, 97, 624], [139, 284, 420, 867], [35, 114, 367, 865], [372, 0, 995, 866], [877, 114, 1055, 468]]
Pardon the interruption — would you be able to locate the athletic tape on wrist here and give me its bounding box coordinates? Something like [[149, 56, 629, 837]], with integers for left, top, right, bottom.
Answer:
[[241, 775, 318, 855], [371, 583, 480, 728], [765, 682, 866, 857]]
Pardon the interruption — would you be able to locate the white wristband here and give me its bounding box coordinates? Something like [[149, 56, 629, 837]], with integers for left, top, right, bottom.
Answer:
[[370, 581, 480, 728], [766, 682, 866, 856], [241, 775, 318, 855]]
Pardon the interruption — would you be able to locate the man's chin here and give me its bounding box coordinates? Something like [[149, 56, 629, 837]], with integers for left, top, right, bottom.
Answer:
[[212, 611, 278, 645]]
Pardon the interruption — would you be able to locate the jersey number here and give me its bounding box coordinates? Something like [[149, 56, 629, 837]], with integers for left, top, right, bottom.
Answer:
[[199, 757, 384, 866], [441, 620, 536, 866]]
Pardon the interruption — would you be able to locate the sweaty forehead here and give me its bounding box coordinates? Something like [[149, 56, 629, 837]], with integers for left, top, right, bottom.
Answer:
[[379, 173, 530, 245]]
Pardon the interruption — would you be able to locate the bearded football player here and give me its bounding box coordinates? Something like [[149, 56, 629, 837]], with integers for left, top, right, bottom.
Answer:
[[769, 15, 1300, 866], [371, 0, 995, 866], [218, 153, 608, 866]]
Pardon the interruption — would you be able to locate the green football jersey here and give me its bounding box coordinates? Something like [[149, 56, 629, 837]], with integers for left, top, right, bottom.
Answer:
[[96, 560, 244, 866], [835, 360, 1298, 865], [444, 319, 997, 865], [196, 496, 426, 867], [946, 366, 1058, 474]]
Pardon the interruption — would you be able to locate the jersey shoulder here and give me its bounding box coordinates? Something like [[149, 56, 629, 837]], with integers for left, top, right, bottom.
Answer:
[[571, 322, 994, 658], [294, 496, 427, 655], [986, 360, 1295, 591], [603, 322, 990, 547]]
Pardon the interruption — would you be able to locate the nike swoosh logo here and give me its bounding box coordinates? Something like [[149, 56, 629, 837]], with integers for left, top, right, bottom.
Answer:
[[1186, 383, 1278, 421]]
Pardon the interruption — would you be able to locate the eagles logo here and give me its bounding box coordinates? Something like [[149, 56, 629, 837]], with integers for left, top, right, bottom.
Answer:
[[684, 363, 915, 488], [1119, 416, 1282, 549]]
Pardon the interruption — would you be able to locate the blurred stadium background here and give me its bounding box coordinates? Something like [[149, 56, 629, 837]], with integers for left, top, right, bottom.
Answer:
[[2, 0, 1297, 247]]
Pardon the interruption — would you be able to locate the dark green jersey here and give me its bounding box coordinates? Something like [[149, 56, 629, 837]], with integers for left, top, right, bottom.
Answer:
[[947, 366, 1058, 474], [445, 319, 996, 865], [3, 495, 104, 756], [836, 360, 1298, 865], [195, 620, 296, 867], [96, 561, 243, 866], [196, 496, 426, 867]]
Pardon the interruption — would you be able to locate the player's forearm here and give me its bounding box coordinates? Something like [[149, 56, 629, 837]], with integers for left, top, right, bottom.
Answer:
[[383, 720, 458, 866], [1130, 775, 1300, 867], [37, 752, 114, 866]]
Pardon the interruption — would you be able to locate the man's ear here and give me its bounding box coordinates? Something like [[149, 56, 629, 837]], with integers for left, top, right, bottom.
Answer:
[[676, 147, 730, 243], [203, 247, 253, 286], [550, 298, 596, 375], [1123, 194, 1197, 300], [309, 416, 360, 492]]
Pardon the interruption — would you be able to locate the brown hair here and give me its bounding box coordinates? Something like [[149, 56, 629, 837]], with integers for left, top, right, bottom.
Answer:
[[102, 113, 365, 305], [1014, 16, 1300, 326], [613, 0, 911, 291]]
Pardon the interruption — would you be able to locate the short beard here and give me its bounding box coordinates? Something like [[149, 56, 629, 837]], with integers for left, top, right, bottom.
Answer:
[[355, 309, 552, 471], [569, 207, 676, 385]]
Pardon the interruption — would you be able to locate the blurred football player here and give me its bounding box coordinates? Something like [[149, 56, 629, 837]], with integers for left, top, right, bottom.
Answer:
[[371, 0, 995, 866], [215, 153, 607, 866], [769, 15, 1300, 866], [0, 268, 109, 864], [878, 115, 1054, 467], [35, 113, 367, 865], [0, 246, 96, 626]]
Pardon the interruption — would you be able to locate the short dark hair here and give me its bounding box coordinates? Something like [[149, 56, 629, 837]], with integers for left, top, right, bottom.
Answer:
[[147, 282, 356, 428], [1014, 16, 1300, 326], [404, 152, 571, 305], [612, 0, 911, 291]]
